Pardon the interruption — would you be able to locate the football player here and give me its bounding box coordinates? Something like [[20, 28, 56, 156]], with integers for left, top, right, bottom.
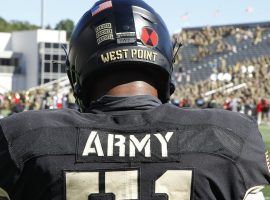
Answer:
[[0, 0, 269, 199]]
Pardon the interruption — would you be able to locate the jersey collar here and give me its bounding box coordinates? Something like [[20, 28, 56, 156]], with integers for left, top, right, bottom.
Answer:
[[85, 95, 162, 113]]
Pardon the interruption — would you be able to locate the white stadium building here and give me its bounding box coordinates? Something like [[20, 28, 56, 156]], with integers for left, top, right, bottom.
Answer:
[[0, 29, 68, 93]]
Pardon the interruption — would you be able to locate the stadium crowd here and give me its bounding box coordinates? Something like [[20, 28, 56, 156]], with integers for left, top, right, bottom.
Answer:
[[0, 88, 76, 119], [171, 55, 270, 124], [173, 25, 265, 62], [170, 24, 270, 124]]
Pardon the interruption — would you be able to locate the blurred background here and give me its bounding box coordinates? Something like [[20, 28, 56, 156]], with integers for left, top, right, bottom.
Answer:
[[0, 0, 270, 196]]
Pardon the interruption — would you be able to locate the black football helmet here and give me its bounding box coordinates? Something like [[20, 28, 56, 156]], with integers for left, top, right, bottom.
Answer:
[[67, 0, 174, 110]]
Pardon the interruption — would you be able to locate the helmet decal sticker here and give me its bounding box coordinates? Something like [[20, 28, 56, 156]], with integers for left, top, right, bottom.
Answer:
[[91, 0, 113, 16], [141, 27, 159, 47], [95, 23, 114, 45], [116, 32, 137, 44]]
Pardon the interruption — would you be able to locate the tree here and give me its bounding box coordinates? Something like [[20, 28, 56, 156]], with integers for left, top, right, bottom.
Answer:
[[0, 17, 8, 32], [0, 17, 39, 32], [45, 24, 52, 30], [55, 19, 74, 40], [9, 20, 39, 32]]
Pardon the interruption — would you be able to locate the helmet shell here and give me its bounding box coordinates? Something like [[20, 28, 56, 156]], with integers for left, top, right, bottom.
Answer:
[[68, 0, 174, 109]]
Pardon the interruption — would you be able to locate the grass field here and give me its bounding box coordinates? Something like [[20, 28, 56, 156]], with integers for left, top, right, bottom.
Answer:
[[260, 125, 270, 198]]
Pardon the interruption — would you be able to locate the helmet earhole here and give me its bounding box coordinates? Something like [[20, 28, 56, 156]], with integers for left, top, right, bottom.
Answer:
[[170, 83, 175, 95], [74, 83, 83, 98]]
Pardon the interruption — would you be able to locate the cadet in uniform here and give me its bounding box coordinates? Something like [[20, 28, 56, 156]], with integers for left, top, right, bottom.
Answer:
[[0, 0, 269, 199]]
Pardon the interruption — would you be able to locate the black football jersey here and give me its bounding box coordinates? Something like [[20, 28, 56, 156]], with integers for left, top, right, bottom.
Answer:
[[0, 96, 269, 200]]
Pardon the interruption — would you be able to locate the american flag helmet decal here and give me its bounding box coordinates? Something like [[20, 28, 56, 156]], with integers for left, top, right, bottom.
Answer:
[[91, 0, 113, 16]]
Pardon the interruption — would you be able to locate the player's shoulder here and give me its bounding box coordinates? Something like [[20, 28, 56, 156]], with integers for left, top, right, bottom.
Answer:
[[161, 103, 257, 136], [159, 104, 267, 168], [0, 109, 91, 170], [0, 109, 84, 135], [162, 103, 255, 124]]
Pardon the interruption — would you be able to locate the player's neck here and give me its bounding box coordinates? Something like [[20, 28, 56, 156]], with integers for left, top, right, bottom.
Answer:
[[105, 81, 158, 97]]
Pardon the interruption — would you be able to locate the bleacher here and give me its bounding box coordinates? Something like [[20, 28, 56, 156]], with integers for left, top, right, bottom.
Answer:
[[174, 21, 270, 84]]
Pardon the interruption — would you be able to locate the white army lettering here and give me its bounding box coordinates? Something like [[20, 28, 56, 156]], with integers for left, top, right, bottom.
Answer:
[[82, 131, 174, 158], [101, 49, 158, 63]]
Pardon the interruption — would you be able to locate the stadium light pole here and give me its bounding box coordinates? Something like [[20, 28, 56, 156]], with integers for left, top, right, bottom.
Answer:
[[41, 0, 45, 29]]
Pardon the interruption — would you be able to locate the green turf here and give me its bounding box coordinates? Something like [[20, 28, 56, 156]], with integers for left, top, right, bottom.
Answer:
[[260, 125, 270, 197]]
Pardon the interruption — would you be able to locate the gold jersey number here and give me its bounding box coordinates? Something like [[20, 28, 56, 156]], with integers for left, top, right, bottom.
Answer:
[[65, 169, 193, 200]]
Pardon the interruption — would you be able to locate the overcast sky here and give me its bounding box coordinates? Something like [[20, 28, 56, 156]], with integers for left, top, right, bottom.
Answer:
[[0, 0, 270, 33]]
